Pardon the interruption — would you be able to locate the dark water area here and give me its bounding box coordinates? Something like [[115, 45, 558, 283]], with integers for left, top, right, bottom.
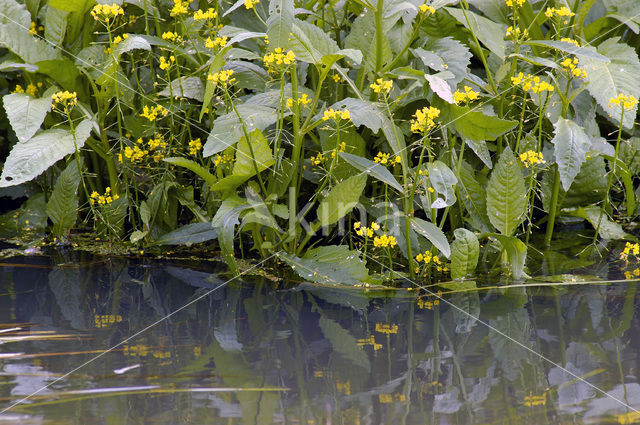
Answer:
[[0, 254, 640, 424]]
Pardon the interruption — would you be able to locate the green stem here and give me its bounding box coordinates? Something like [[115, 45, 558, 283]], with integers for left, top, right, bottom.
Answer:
[[544, 165, 560, 246], [375, 0, 385, 73]]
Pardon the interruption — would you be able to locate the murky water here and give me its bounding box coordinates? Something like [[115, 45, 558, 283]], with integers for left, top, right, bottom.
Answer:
[[0, 254, 639, 424]]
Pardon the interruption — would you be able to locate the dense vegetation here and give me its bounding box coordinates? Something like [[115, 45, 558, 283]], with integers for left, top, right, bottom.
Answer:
[[1, 0, 640, 284]]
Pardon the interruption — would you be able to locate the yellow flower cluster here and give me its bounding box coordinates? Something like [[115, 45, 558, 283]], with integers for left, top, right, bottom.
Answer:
[[453, 86, 480, 104], [188, 138, 202, 156], [560, 37, 580, 46], [90, 187, 119, 205], [410, 106, 440, 134], [112, 33, 128, 45], [624, 268, 640, 280], [118, 136, 167, 164], [309, 152, 325, 165], [419, 4, 435, 14], [322, 108, 351, 121], [610, 93, 638, 111], [617, 411, 640, 425], [263, 48, 296, 71], [418, 297, 440, 309], [373, 234, 397, 248], [505, 0, 526, 8], [170, 0, 189, 16], [375, 323, 398, 334], [28, 22, 43, 35], [245, 0, 260, 9], [285, 93, 311, 109], [332, 74, 342, 83], [91, 3, 124, 21], [193, 8, 217, 20], [140, 104, 168, 121], [13, 83, 40, 96], [205, 36, 228, 49], [415, 250, 446, 271], [356, 335, 383, 351], [159, 55, 175, 70], [94, 314, 123, 328], [620, 242, 640, 261], [354, 221, 379, 238], [207, 70, 236, 86], [505, 26, 528, 39], [560, 57, 587, 79], [523, 392, 547, 407], [545, 6, 574, 18], [511, 72, 554, 94], [161, 31, 182, 43], [51, 91, 78, 108], [370, 78, 393, 94], [374, 152, 401, 166], [213, 154, 235, 166], [519, 150, 545, 168]]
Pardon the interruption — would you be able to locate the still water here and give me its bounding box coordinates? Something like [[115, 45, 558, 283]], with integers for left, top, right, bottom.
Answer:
[[0, 254, 639, 424]]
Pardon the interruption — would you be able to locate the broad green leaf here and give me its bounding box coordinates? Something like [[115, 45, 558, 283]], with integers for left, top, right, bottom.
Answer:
[[339, 152, 404, 193], [0, 0, 30, 27], [550, 118, 592, 191], [319, 316, 371, 371], [266, 0, 294, 49], [524, 40, 610, 62], [450, 228, 479, 279], [289, 19, 338, 63], [426, 160, 457, 208], [49, 0, 90, 12], [158, 76, 204, 101], [446, 104, 517, 141], [279, 250, 374, 286], [200, 45, 231, 120], [414, 36, 471, 84], [344, 11, 392, 72], [465, 138, 492, 168], [2, 89, 54, 143], [0, 119, 93, 187], [424, 73, 455, 103], [211, 196, 250, 274], [457, 161, 492, 232], [570, 206, 629, 240], [381, 118, 407, 168], [154, 223, 218, 246], [326, 98, 386, 133], [35, 59, 83, 94], [163, 157, 217, 188], [203, 105, 277, 157], [47, 161, 82, 237], [44, 6, 69, 46], [579, 37, 640, 129], [445, 7, 507, 60], [0, 23, 62, 63], [486, 147, 527, 236], [410, 217, 451, 258], [304, 245, 380, 284], [619, 137, 640, 174], [112, 34, 152, 57], [317, 174, 367, 227], [491, 234, 528, 279]]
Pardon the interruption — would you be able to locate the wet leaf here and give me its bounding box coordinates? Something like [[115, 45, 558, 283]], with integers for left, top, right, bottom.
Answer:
[[450, 228, 479, 279], [486, 147, 527, 236]]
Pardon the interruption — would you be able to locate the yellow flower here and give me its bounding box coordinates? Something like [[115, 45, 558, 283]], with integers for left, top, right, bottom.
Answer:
[[511, 72, 555, 93], [158, 55, 175, 70], [286, 94, 311, 109], [170, 0, 189, 16], [545, 6, 574, 18], [322, 108, 351, 122], [620, 242, 640, 261], [193, 8, 217, 20], [90, 187, 119, 205], [560, 57, 587, 79], [609, 93, 638, 111], [410, 106, 440, 134], [505, 26, 528, 39], [244, 0, 260, 9], [25, 84, 37, 96], [332, 74, 342, 83], [453, 86, 480, 104], [560, 37, 580, 47], [375, 323, 398, 334], [374, 152, 391, 165], [51, 91, 78, 109], [519, 150, 545, 168], [207, 70, 236, 86], [370, 78, 393, 94], [263, 48, 296, 72], [28, 21, 38, 36], [140, 104, 168, 121], [373, 234, 397, 248], [419, 4, 435, 14], [505, 0, 526, 8], [205, 36, 228, 49], [161, 31, 182, 43], [91, 3, 124, 21]]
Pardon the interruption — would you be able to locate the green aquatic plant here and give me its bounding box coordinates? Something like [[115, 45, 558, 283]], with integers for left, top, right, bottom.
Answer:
[[0, 0, 639, 283]]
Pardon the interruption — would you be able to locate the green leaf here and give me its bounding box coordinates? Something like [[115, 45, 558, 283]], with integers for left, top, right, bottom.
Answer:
[[232, 129, 275, 176], [0, 119, 93, 187], [524, 40, 610, 62], [414, 36, 471, 84], [46, 161, 82, 237], [344, 11, 392, 72], [0, 0, 30, 28], [163, 157, 217, 188], [410, 217, 451, 258], [619, 137, 640, 174], [457, 161, 492, 232], [154, 223, 218, 246], [158, 76, 204, 102], [289, 19, 345, 64], [319, 316, 371, 371], [112, 34, 152, 57], [445, 104, 517, 141], [426, 160, 457, 208], [491, 234, 528, 279], [445, 7, 507, 60], [266, 0, 294, 48], [203, 105, 277, 157], [35, 59, 82, 94], [2, 89, 53, 143], [550, 118, 592, 191], [465, 138, 492, 168], [0, 23, 62, 63], [44, 6, 69, 46], [579, 37, 640, 129], [339, 152, 404, 193], [570, 206, 629, 240], [211, 196, 250, 274], [317, 174, 367, 227], [450, 228, 479, 279], [200, 45, 230, 120], [486, 147, 527, 236], [326, 98, 386, 133]]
